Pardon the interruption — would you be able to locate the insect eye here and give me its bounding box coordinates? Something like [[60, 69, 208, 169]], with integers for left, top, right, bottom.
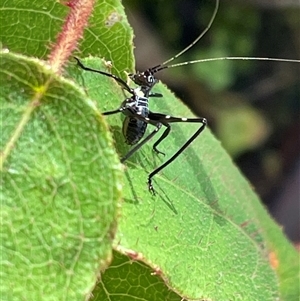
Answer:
[[147, 75, 154, 83]]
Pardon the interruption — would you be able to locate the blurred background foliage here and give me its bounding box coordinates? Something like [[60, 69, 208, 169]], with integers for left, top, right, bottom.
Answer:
[[124, 0, 300, 244]]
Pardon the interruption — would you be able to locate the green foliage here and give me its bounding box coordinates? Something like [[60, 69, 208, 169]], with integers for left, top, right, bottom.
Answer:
[[0, 0, 134, 78], [78, 0, 135, 78], [73, 57, 299, 301], [0, 51, 122, 300], [91, 251, 183, 301], [0, 1, 299, 301], [0, 0, 67, 58]]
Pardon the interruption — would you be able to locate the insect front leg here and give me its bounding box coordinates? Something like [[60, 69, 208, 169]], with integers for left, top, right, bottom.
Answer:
[[102, 98, 135, 115], [103, 107, 126, 115], [146, 113, 207, 195], [74, 57, 133, 93], [149, 92, 163, 98]]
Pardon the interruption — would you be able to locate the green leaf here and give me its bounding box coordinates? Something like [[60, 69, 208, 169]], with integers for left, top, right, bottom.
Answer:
[[91, 251, 183, 301], [0, 1, 67, 57], [72, 57, 299, 301], [79, 0, 135, 77], [0, 51, 122, 300], [0, 0, 134, 78], [1, 0, 299, 300]]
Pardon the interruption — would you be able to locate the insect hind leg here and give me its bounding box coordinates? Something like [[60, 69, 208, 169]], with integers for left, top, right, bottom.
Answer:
[[121, 123, 163, 163], [147, 114, 207, 195], [152, 124, 170, 156]]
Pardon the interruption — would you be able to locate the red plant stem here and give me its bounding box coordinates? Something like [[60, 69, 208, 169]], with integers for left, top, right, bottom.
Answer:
[[48, 0, 95, 73]]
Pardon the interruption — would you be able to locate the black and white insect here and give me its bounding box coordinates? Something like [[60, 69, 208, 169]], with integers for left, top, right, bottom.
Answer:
[[74, 56, 208, 195], [75, 0, 299, 195]]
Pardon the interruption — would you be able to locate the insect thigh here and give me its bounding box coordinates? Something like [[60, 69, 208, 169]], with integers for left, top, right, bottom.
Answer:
[[146, 114, 207, 195]]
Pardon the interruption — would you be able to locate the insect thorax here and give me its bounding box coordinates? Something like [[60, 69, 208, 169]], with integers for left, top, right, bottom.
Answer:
[[121, 94, 149, 145]]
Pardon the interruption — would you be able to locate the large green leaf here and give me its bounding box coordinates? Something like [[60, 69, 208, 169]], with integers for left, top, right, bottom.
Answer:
[[0, 51, 122, 300], [1, 0, 299, 300], [70, 57, 299, 301]]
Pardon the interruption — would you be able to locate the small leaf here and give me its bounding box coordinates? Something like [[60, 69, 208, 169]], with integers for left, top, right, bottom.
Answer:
[[91, 251, 184, 301]]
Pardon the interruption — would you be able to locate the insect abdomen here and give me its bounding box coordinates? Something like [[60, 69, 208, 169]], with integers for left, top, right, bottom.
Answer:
[[123, 117, 148, 145]]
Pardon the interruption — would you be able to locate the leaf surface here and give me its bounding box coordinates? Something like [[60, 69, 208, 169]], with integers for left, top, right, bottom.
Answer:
[[0, 0, 134, 77], [0, 51, 122, 301], [1, 0, 299, 300], [72, 57, 299, 301]]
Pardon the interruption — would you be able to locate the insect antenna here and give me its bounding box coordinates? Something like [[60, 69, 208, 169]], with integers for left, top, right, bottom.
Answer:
[[149, 0, 220, 73], [145, 0, 299, 74], [74, 57, 133, 93], [153, 56, 300, 73]]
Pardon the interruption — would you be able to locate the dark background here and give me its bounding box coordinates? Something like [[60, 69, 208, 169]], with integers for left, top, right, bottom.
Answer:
[[125, 0, 300, 244]]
